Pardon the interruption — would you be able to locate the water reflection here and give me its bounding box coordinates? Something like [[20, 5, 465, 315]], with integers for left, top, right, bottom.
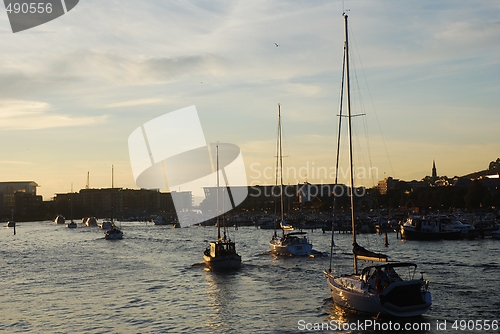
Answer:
[[203, 270, 241, 332], [323, 298, 433, 333]]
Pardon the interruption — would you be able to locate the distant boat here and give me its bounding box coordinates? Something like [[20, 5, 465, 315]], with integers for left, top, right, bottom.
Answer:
[[99, 221, 115, 230], [257, 217, 277, 230], [401, 216, 461, 240], [84, 217, 98, 227], [152, 215, 168, 225], [269, 104, 312, 257], [104, 165, 123, 240], [203, 144, 242, 270], [104, 226, 123, 240], [54, 215, 66, 225], [66, 191, 77, 228], [324, 13, 431, 317], [5, 220, 15, 228], [66, 221, 77, 228]]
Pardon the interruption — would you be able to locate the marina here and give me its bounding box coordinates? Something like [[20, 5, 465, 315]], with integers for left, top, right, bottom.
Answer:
[[1, 220, 498, 333]]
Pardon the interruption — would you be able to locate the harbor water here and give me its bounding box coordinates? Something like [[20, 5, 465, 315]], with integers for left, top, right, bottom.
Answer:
[[0, 221, 498, 333]]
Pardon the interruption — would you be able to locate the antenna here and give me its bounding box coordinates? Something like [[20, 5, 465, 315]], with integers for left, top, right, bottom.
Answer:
[[86, 171, 89, 189]]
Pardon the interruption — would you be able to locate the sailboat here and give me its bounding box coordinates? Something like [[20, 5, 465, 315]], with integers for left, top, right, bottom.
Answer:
[[104, 165, 123, 240], [269, 104, 313, 256], [324, 13, 431, 317], [66, 189, 77, 228], [203, 144, 242, 270]]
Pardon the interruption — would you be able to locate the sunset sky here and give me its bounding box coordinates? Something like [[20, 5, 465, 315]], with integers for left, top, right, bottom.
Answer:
[[1, 0, 499, 201]]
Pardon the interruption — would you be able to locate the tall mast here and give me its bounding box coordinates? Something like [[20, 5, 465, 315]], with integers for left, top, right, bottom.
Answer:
[[278, 104, 284, 230], [344, 13, 358, 274], [216, 144, 221, 240]]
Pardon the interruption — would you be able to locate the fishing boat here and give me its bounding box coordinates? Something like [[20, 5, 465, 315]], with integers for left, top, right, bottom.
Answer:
[[203, 144, 242, 270], [324, 13, 431, 317], [269, 104, 312, 256]]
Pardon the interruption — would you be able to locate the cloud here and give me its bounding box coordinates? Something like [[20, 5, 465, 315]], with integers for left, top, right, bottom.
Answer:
[[105, 98, 167, 108], [0, 99, 108, 130]]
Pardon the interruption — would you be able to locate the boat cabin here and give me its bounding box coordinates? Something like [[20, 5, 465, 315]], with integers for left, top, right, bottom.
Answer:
[[209, 241, 236, 257], [405, 217, 441, 233]]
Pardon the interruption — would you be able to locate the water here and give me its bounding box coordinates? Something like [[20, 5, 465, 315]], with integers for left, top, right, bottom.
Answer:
[[0, 221, 498, 333]]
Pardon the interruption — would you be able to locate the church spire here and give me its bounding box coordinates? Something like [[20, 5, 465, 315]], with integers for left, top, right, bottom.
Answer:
[[432, 160, 437, 181]]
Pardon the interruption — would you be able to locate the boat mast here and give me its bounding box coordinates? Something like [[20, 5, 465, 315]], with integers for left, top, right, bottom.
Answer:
[[278, 104, 284, 236], [111, 165, 114, 223], [216, 144, 221, 240], [344, 13, 358, 274]]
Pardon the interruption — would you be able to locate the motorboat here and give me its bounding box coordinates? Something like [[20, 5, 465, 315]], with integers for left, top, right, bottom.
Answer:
[[401, 216, 461, 240], [99, 221, 115, 230], [104, 226, 123, 240], [270, 231, 313, 256], [66, 220, 77, 228]]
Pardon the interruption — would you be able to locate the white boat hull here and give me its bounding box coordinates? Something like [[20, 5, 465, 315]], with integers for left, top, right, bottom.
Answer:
[[269, 241, 312, 256], [325, 271, 431, 317]]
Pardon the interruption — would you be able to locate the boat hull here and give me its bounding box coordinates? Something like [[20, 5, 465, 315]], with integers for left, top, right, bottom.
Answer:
[[269, 241, 312, 256], [104, 228, 123, 240], [401, 228, 461, 240], [324, 271, 431, 317], [203, 254, 241, 270]]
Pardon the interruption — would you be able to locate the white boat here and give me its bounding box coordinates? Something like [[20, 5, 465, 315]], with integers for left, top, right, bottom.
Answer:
[[54, 215, 65, 225], [401, 216, 461, 240], [324, 13, 431, 317], [203, 144, 242, 270], [269, 104, 312, 256]]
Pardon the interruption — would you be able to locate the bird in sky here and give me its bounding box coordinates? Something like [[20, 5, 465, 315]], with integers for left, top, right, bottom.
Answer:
[[274, 42, 279, 47]]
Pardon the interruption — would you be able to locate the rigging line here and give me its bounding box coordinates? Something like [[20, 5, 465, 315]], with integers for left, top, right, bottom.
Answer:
[[341, 22, 378, 191], [329, 39, 347, 273], [349, 20, 395, 178]]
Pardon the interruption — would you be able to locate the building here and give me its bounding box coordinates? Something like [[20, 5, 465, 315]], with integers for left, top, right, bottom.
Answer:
[[0, 181, 42, 220]]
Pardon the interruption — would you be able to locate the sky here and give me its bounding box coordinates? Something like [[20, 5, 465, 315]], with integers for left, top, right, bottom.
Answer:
[[0, 0, 499, 201]]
